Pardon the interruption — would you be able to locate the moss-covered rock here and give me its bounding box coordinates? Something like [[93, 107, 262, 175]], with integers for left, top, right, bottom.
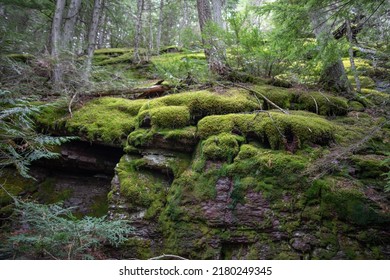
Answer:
[[140, 106, 190, 129], [138, 89, 259, 121], [116, 155, 170, 217], [66, 98, 147, 145], [295, 92, 349, 116], [202, 133, 243, 162], [197, 111, 335, 150], [251, 85, 349, 116]]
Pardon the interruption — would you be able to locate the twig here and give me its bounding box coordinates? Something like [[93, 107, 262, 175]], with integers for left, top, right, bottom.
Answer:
[[310, 95, 319, 115], [232, 83, 289, 114], [149, 254, 188, 260], [68, 92, 78, 118], [44, 249, 59, 260]]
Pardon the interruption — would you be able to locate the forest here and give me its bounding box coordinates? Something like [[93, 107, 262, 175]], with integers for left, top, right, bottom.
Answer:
[[0, 0, 389, 260]]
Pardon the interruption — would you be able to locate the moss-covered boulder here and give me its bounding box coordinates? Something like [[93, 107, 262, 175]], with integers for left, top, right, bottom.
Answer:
[[197, 111, 335, 150]]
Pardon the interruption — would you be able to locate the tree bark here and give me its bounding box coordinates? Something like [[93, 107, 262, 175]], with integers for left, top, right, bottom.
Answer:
[[134, 0, 144, 63], [156, 0, 164, 54], [147, 0, 153, 58], [196, 0, 230, 76], [346, 19, 361, 92], [309, 8, 352, 95], [85, 0, 103, 80], [211, 0, 225, 29], [51, 0, 66, 91], [62, 0, 82, 50]]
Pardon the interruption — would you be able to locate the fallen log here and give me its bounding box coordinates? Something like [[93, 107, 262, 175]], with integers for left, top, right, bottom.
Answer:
[[84, 83, 170, 99]]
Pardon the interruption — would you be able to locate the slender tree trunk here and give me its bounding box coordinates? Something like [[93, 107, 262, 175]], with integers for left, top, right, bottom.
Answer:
[[147, 0, 153, 58], [62, 0, 82, 51], [51, 0, 66, 91], [156, 0, 164, 54], [134, 0, 144, 63], [196, 0, 229, 76], [346, 19, 361, 93], [309, 9, 352, 95], [97, 11, 106, 48], [85, 0, 103, 80]]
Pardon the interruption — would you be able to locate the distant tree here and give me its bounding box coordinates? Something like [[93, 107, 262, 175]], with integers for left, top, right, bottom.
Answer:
[[85, 0, 103, 79], [196, 0, 230, 75]]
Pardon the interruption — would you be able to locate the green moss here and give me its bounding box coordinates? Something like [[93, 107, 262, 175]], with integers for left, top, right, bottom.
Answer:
[[0, 169, 36, 206], [35, 100, 69, 131], [67, 98, 147, 144], [351, 155, 389, 179], [360, 88, 390, 106], [158, 126, 197, 141], [251, 85, 348, 116], [310, 177, 389, 226], [295, 92, 349, 116], [202, 133, 243, 162], [127, 129, 154, 147], [37, 178, 72, 204], [252, 85, 291, 109], [343, 58, 373, 74], [348, 75, 376, 89], [94, 48, 133, 55], [197, 111, 335, 150], [138, 90, 258, 120], [146, 106, 190, 128], [348, 101, 365, 111], [228, 146, 309, 186], [116, 155, 169, 216], [95, 51, 134, 66]]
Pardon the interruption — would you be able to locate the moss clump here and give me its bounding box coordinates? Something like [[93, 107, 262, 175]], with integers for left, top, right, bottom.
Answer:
[[67, 98, 147, 144], [295, 92, 349, 116], [252, 85, 292, 109], [95, 51, 134, 66], [116, 155, 169, 216], [351, 155, 389, 179], [35, 101, 69, 131], [251, 85, 348, 116], [127, 129, 154, 147], [228, 145, 309, 186], [138, 90, 259, 120], [94, 48, 133, 55], [197, 111, 335, 150], [0, 169, 36, 207], [349, 76, 376, 89], [309, 178, 389, 226], [202, 133, 243, 162], [348, 101, 365, 111], [142, 106, 190, 129]]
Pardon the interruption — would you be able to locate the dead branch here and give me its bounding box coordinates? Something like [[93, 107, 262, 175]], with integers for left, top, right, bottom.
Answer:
[[148, 254, 188, 260], [233, 83, 290, 114]]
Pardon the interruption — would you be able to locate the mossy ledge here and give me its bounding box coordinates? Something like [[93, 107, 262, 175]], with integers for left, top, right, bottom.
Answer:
[[197, 111, 335, 150]]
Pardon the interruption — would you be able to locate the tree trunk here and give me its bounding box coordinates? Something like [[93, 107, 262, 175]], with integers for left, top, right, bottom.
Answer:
[[97, 4, 107, 48], [147, 0, 153, 58], [346, 19, 361, 93], [85, 0, 103, 80], [62, 0, 82, 50], [51, 0, 66, 92], [196, 0, 230, 76], [156, 0, 164, 54], [309, 8, 352, 95], [134, 0, 144, 63], [211, 0, 225, 29]]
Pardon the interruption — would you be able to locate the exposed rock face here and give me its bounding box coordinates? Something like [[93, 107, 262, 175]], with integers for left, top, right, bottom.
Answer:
[[29, 88, 390, 260]]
